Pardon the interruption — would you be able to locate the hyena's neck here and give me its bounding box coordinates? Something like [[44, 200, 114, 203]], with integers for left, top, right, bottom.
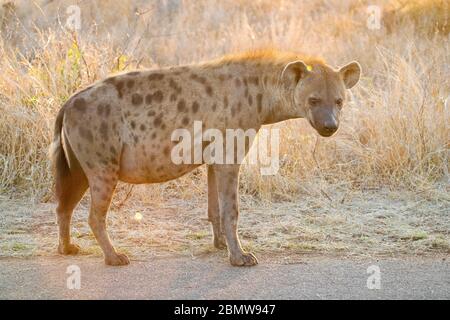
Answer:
[[201, 59, 299, 127]]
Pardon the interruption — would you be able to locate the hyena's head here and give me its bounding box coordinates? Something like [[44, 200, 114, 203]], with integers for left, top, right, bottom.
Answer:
[[282, 60, 361, 137]]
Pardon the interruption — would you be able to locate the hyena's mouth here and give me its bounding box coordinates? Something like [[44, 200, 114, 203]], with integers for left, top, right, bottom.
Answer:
[[307, 118, 337, 137]]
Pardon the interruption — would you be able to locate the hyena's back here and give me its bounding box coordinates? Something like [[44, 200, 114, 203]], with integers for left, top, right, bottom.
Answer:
[[62, 70, 203, 186]]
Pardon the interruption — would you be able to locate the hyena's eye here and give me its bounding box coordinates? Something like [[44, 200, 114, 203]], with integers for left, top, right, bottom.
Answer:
[[336, 98, 343, 108], [308, 97, 321, 107]]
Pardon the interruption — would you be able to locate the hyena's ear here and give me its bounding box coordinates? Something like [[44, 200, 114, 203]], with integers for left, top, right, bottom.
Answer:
[[339, 61, 361, 89], [281, 60, 310, 88]]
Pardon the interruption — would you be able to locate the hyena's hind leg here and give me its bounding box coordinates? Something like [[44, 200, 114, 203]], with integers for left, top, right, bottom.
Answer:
[[207, 166, 227, 249], [87, 171, 129, 266], [55, 135, 88, 255]]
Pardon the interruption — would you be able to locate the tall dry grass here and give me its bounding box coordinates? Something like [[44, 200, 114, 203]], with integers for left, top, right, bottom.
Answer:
[[0, 0, 449, 202]]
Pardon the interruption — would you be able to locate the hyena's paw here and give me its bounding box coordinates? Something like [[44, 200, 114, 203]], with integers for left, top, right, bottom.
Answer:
[[214, 235, 227, 250], [230, 252, 259, 267], [105, 253, 130, 266], [58, 243, 81, 255]]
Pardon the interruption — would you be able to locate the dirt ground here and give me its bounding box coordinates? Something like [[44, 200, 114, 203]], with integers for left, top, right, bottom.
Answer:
[[1, 185, 449, 261]]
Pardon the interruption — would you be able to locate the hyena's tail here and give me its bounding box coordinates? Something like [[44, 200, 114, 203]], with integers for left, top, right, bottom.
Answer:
[[49, 105, 70, 196]]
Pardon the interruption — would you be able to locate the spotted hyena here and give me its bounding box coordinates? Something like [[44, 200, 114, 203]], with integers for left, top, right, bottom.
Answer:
[[50, 50, 361, 266]]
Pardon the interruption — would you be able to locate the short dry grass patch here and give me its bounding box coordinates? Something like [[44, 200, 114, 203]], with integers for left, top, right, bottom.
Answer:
[[1, 186, 448, 260]]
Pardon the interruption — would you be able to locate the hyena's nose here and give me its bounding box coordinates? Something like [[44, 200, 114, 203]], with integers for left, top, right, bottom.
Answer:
[[323, 121, 338, 134]]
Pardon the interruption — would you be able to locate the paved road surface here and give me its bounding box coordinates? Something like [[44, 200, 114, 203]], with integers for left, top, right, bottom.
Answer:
[[0, 255, 448, 299]]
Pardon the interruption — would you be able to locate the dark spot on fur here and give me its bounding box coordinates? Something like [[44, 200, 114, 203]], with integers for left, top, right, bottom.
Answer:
[[115, 81, 125, 98], [130, 121, 136, 129], [163, 146, 170, 156], [148, 73, 164, 81], [104, 104, 111, 117], [126, 79, 135, 89], [190, 73, 206, 84], [151, 132, 157, 139], [205, 85, 213, 96], [86, 161, 94, 169], [177, 99, 186, 112], [73, 98, 87, 113], [182, 116, 190, 125], [235, 78, 242, 88], [248, 94, 253, 106], [147, 110, 156, 117], [132, 93, 143, 106], [78, 127, 93, 143], [140, 124, 146, 131], [154, 114, 163, 127], [145, 90, 164, 105], [249, 76, 259, 86], [100, 122, 109, 141], [111, 157, 118, 165], [97, 104, 104, 116], [153, 90, 164, 103], [145, 94, 153, 105], [256, 93, 263, 113], [223, 96, 229, 109], [192, 101, 199, 113], [191, 74, 213, 96], [212, 103, 217, 111], [169, 79, 182, 93], [110, 146, 117, 154]]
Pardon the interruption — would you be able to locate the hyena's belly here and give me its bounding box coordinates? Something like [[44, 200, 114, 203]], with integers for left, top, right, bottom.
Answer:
[[118, 141, 201, 184]]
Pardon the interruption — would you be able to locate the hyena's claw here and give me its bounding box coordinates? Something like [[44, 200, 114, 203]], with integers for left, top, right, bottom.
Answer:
[[230, 252, 259, 267], [105, 253, 130, 266], [58, 243, 81, 255]]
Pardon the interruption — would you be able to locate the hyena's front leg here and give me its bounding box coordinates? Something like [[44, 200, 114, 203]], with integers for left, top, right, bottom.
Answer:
[[207, 165, 227, 249], [212, 164, 258, 266]]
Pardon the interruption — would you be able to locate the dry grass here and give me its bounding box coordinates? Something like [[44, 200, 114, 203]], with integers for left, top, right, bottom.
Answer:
[[1, 186, 448, 259], [384, 0, 450, 35], [1, 0, 448, 200], [0, 1, 449, 258]]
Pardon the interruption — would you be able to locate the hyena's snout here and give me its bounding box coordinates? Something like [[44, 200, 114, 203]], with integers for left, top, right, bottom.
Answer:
[[320, 117, 338, 137], [309, 107, 340, 137]]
